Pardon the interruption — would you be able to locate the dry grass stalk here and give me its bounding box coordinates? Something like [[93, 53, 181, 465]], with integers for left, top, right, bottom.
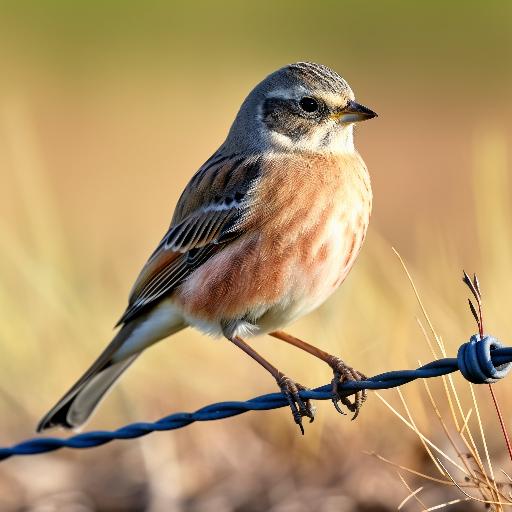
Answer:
[[371, 252, 512, 510]]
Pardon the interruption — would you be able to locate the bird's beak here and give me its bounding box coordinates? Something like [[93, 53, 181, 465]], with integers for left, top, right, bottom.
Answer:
[[332, 100, 378, 123]]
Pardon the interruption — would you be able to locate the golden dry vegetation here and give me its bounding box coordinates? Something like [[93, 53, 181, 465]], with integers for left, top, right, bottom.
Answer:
[[0, 1, 511, 510]]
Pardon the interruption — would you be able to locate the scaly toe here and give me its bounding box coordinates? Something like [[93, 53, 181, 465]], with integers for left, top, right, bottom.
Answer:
[[277, 375, 315, 435], [329, 357, 368, 419]]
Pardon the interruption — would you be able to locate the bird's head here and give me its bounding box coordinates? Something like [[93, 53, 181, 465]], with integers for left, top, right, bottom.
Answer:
[[226, 62, 377, 155]]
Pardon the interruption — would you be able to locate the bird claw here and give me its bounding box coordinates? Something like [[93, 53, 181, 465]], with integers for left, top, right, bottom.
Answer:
[[328, 357, 367, 420], [277, 374, 315, 435]]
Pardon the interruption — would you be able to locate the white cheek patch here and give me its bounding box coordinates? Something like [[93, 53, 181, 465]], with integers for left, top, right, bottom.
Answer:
[[268, 121, 354, 154], [268, 131, 295, 150]]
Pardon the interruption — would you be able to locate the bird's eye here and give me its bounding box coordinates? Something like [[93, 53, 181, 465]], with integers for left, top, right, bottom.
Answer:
[[299, 96, 319, 113]]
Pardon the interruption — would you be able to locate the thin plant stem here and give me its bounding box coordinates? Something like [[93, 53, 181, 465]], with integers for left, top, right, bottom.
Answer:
[[488, 384, 512, 463], [463, 271, 512, 464]]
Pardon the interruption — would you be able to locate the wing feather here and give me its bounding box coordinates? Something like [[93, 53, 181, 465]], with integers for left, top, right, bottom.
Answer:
[[116, 153, 262, 325]]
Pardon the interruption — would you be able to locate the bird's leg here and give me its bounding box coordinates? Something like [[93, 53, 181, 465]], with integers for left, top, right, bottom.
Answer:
[[269, 330, 367, 419], [228, 335, 315, 434]]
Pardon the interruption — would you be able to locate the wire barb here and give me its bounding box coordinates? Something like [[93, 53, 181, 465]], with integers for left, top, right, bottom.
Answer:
[[462, 272, 512, 462]]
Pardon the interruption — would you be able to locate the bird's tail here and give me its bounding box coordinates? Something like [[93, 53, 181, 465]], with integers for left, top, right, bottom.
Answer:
[[37, 301, 187, 432]]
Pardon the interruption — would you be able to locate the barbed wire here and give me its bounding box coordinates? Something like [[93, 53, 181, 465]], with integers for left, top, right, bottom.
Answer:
[[0, 334, 511, 462]]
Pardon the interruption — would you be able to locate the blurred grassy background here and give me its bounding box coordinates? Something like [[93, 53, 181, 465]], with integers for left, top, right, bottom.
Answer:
[[0, 1, 511, 510]]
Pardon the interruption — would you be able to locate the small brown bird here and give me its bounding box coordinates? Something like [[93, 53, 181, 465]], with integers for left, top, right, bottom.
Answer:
[[37, 62, 377, 434]]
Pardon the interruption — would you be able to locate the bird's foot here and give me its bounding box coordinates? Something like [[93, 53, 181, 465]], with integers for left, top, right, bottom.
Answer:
[[327, 356, 367, 420], [276, 373, 315, 435]]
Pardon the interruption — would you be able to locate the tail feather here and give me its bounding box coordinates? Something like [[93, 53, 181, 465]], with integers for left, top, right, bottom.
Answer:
[[37, 300, 187, 432], [36, 355, 138, 431]]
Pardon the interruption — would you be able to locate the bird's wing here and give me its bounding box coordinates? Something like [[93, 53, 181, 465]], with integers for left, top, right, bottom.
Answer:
[[117, 152, 262, 325]]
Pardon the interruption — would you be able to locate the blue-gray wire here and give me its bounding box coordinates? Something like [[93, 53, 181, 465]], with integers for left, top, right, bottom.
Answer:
[[1, 335, 511, 461]]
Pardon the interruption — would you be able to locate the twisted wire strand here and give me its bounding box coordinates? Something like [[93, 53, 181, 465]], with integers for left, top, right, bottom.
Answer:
[[1, 335, 511, 461]]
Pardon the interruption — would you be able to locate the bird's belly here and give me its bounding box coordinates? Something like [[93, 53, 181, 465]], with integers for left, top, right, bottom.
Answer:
[[255, 216, 366, 334], [177, 207, 368, 338]]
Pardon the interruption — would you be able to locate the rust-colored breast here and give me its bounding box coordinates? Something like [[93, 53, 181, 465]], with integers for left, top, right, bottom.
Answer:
[[176, 151, 372, 325]]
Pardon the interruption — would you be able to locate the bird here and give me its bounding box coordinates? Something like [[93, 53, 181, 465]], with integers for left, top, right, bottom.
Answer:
[[37, 61, 377, 435]]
